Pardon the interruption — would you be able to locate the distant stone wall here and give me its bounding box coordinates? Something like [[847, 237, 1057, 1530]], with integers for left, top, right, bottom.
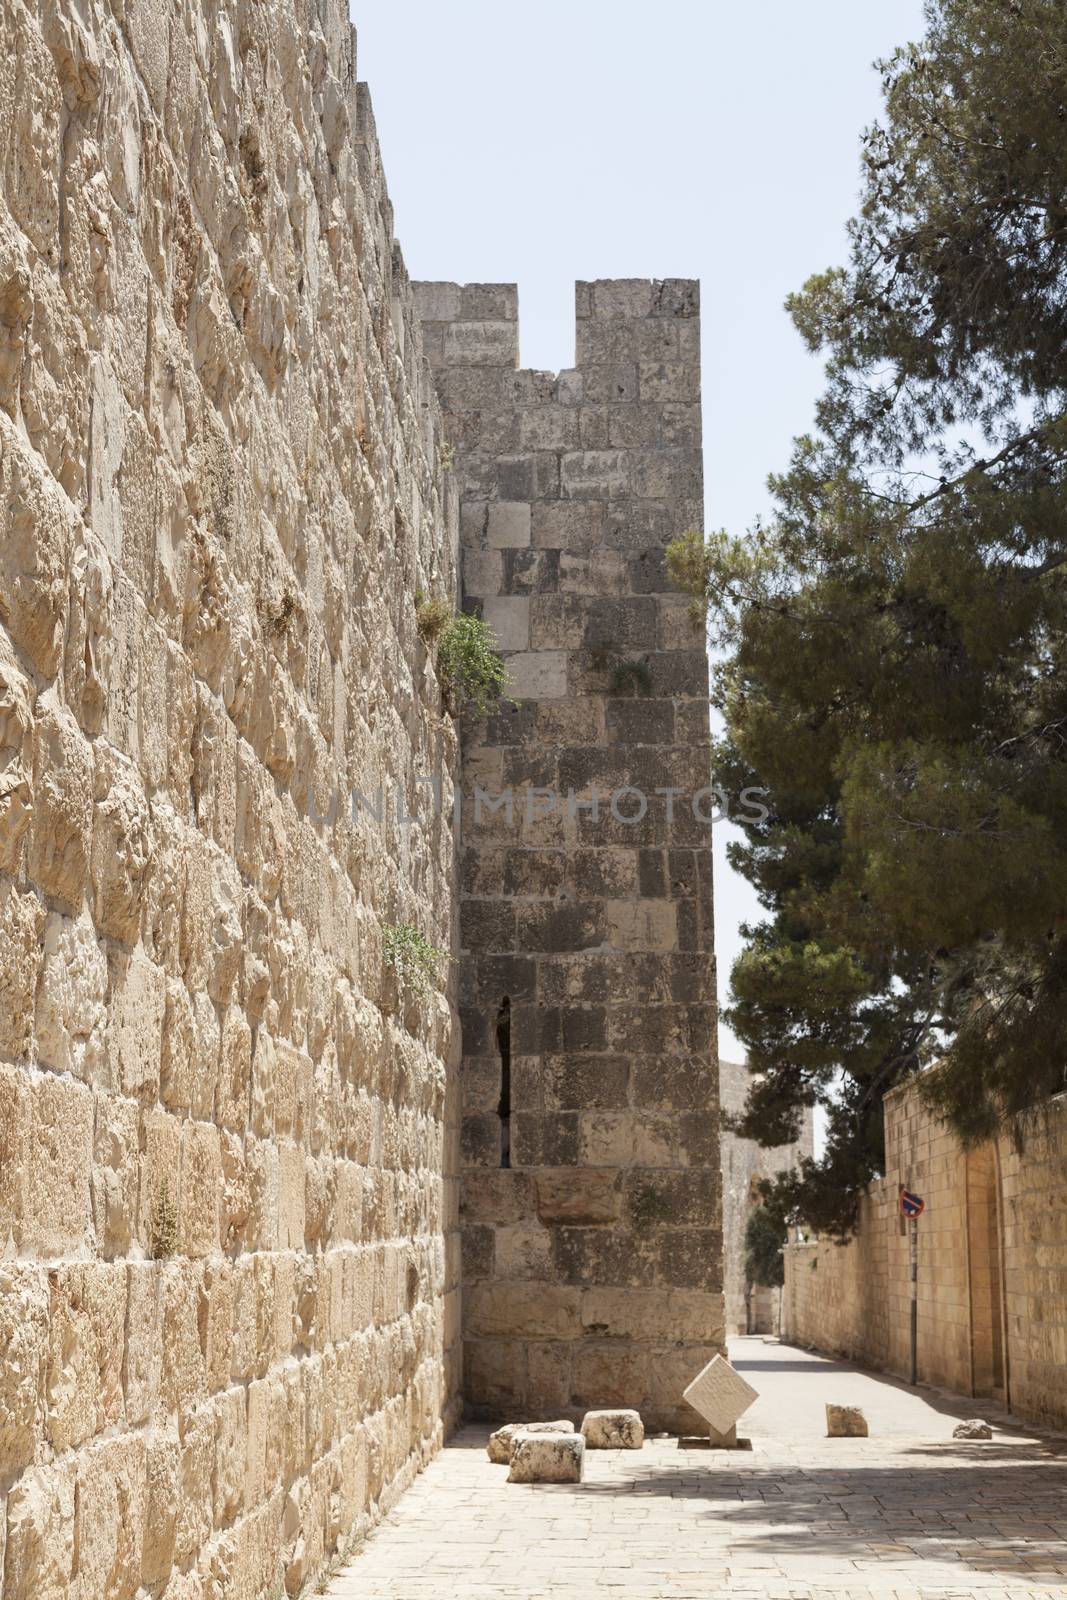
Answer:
[[415, 279, 724, 1433], [783, 1078, 1067, 1431], [0, 0, 460, 1592], [719, 1059, 812, 1336]]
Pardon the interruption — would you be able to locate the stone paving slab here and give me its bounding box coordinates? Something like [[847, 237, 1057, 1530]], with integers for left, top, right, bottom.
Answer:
[[327, 1340, 1067, 1600]]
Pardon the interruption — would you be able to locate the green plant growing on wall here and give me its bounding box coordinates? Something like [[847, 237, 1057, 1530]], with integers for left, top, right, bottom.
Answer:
[[611, 656, 653, 697], [744, 1204, 785, 1289], [437, 612, 510, 717], [630, 1183, 674, 1233], [150, 1177, 178, 1259], [415, 592, 451, 644], [437, 440, 455, 471], [383, 922, 445, 996]]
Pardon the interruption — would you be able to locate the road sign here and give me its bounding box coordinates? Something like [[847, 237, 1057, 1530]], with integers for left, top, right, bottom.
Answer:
[[900, 1187, 925, 1218]]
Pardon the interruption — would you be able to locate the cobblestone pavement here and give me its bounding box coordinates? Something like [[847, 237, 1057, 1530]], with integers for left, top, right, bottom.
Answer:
[[328, 1339, 1067, 1600]]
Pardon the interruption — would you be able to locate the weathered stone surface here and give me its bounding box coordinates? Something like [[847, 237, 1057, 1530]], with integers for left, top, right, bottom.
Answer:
[[953, 1418, 994, 1440], [2, 0, 721, 1570], [826, 1404, 869, 1438], [431, 280, 723, 1431], [580, 1408, 644, 1449], [682, 1354, 759, 1437], [487, 1419, 574, 1464], [0, 0, 463, 1588], [507, 1431, 585, 1483]]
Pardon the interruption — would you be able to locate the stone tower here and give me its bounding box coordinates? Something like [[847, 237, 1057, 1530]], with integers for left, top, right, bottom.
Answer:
[[415, 279, 724, 1431]]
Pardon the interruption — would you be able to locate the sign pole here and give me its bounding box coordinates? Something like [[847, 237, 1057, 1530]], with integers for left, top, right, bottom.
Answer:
[[909, 1212, 918, 1386], [900, 1184, 924, 1385]]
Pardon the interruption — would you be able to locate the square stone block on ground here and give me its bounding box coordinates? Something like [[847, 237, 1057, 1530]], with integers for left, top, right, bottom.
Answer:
[[581, 1408, 644, 1449], [487, 1420, 574, 1464], [507, 1431, 585, 1482], [682, 1353, 758, 1437], [826, 1402, 868, 1437]]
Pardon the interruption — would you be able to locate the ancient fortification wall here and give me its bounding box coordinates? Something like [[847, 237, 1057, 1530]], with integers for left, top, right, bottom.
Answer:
[[783, 1079, 1067, 1432], [719, 1059, 812, 1336], [415, 280, 725, 1433], [0, 0, 462, 1591]]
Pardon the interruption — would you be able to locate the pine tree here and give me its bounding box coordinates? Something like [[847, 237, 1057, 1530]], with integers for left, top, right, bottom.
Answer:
[[672, 0, 1067, 1234]]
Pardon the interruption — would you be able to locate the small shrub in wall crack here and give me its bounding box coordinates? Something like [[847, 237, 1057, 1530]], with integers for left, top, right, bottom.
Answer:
[[611, 656, 653, 696], [415, 591, 451, 645], [437, 612, 510, 717], [383, 923, 445, 996]]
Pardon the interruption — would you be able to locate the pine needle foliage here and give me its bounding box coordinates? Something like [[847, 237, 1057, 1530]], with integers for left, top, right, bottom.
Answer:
[[671, 0, 1067, 1235]]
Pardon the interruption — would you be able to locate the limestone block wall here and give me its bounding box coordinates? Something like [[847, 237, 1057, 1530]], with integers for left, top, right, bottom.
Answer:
[[783, 1079, 1067, 1431], [414, 279, 724, 1433], [0, 0, 461, 1592], [719, 1058, 812, 1336]]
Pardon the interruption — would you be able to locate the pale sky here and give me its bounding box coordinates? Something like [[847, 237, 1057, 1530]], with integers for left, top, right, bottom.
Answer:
[[351, 0, 927, 1066]]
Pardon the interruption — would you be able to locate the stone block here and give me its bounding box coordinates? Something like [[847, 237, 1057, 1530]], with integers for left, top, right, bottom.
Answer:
[[72, 1435, 146, 1600], [482, 595, 530, 652], [581, 1408, 644, 1449], [486, 501, 531, 549], [464, 1282, 581, 1340], [526, 1342, 572, 1412], [826, 1403, 868, 1437], [91, 744, 153, 941], [0, 427, 72, 680], [487, 1419, 574, 1464], [412, 281, 462, 322], [652, 279, 699, 317], [0, 883, 43, 1061], [179, 1120, 222, 1257], [592, 280, 654, 320], [46, 1262, 126, 1452], [35, 909, 107, 1079], [637, 360, 700, 403], [444, 320, 518, 368], [123, 1263, 163, 1424], [536, 1168, 620, 1225], [0, 1266, 48, 1475], [106, 945, 165, 1099], [572, 1344, 650, 1408], [459, 283, 518, 321], [464, 1338, 526, 1412], [519, 406, 581, 451], [505, 650, 567, 700], [142, 1428, 179, 1584], [953, 1418, 993, 1440], [682, 1354, 758, 1436], [27, 694, 93, 910], [507, 1431, 585, 1483], [3, 1460, 76, 1600], [27, 1072, 93, 1256], [560, 450, 630, 500]]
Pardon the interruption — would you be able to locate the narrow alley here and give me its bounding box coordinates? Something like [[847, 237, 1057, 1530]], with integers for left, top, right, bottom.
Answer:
[[329, 1339, 1067, 1600]]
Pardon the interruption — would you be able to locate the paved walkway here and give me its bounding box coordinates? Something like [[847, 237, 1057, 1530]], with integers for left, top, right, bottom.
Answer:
[[327, 1338, 1067, 1600]]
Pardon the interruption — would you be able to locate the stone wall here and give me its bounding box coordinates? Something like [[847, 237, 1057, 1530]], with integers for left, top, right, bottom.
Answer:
[[719, 1058, 812, 1336], [0, 0, 462, 1592], [783, 1079, 1067, 1431], [414, 279, 725, 1434]]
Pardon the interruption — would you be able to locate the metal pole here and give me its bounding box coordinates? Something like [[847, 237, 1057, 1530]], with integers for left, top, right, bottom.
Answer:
[[909, 1213, 918, 1385]]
